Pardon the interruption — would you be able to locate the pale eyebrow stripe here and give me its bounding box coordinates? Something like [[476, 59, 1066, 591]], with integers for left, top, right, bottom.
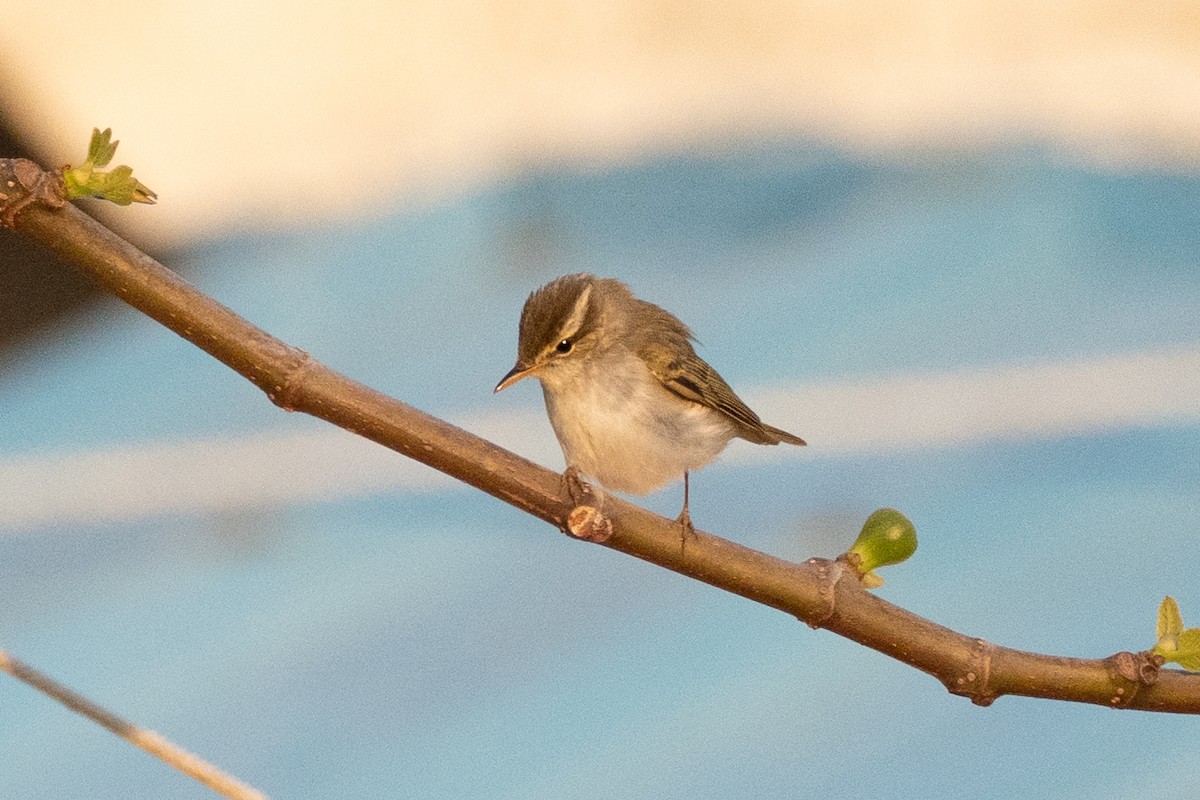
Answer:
[[558, 283, 593, 341]]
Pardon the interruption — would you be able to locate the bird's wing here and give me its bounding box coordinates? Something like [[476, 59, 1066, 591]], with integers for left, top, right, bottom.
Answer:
[[632, 297, 805, 446], [647, 351, 795, 445]]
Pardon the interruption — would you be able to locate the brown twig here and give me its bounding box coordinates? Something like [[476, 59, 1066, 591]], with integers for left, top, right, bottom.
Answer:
[[0, 648, 267, 800], [1, 158, 66, 227], [7, 175, 1200, 715]]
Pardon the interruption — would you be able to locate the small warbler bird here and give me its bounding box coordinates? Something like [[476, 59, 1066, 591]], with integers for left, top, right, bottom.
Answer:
[[495, 273, 805, 532]]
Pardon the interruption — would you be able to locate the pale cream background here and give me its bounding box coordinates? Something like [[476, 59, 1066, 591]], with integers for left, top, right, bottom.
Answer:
[[2, 1, 1197, 246]]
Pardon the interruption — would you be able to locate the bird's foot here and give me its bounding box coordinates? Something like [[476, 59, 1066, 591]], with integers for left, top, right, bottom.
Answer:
[[562, 466, 597, 506], [675, 505, 697, 554]]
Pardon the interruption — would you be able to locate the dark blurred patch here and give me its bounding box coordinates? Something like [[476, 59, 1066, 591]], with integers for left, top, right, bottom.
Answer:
[[491, 142, 877, 279], [1072, 170, 1200, 273], [0, 123, 102, 352]]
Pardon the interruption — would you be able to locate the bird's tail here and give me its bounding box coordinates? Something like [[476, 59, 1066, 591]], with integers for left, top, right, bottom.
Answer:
[[743, 422, 806, 447]]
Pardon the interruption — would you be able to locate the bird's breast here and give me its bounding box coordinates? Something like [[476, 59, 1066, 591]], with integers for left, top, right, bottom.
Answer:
[[539, 356, 736, 495]]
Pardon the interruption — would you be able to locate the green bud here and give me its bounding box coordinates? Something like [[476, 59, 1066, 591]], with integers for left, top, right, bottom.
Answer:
[[847, 507, 917, 588], [1155, 596, 1183, 647], [86, 128, 120, 168], [61, 128, 156, 206], [1152, 596, 1200, 671], [1175, 630, 1200, 672]]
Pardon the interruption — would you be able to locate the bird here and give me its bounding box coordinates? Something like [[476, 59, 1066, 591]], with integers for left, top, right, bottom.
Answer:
[[494, 273, 805, 534]]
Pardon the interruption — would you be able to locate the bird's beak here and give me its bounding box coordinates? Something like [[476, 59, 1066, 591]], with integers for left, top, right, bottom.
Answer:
[[494, 361, 536, 393]]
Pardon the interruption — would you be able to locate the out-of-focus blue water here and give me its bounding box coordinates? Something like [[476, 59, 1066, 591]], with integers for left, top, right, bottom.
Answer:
[[2, 142, 1198, 799]]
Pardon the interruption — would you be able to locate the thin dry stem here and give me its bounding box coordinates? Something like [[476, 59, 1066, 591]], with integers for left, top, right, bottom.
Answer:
[[0, 648, 267, 800]]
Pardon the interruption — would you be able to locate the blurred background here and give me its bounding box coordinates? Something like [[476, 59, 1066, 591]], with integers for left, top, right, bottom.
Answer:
[[2, 2, 1199, 797]]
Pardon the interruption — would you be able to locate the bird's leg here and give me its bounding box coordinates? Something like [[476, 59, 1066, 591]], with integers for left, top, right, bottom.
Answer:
[[675, 471, 696, 549]]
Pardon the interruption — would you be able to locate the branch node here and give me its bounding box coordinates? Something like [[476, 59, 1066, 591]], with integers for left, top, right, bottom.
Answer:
[[567, 505, 613, 542], [800, 558, 845, 629], [1105, 651, 1162, 707], [946, 637, 997, 706], [265, 350, 316, 411], [0, 158, 66, 227], [560, 468, 613, 541]]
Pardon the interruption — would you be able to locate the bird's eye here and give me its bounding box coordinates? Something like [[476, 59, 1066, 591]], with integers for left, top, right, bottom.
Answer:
[[555, 339, 573, 354]]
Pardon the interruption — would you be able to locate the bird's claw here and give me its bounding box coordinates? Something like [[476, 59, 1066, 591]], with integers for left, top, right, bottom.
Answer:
[[675, 506, 697, 553], [562, 466, 596, 507]]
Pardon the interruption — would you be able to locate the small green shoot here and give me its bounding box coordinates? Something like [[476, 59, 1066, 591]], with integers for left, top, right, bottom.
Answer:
[[846, 508, 917, 588], [61, 128, 156, 206], [1151, 596, 1200, 671]]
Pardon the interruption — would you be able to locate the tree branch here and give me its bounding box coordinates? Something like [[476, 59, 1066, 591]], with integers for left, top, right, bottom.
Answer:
[[7, 192, 1200, 715]]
